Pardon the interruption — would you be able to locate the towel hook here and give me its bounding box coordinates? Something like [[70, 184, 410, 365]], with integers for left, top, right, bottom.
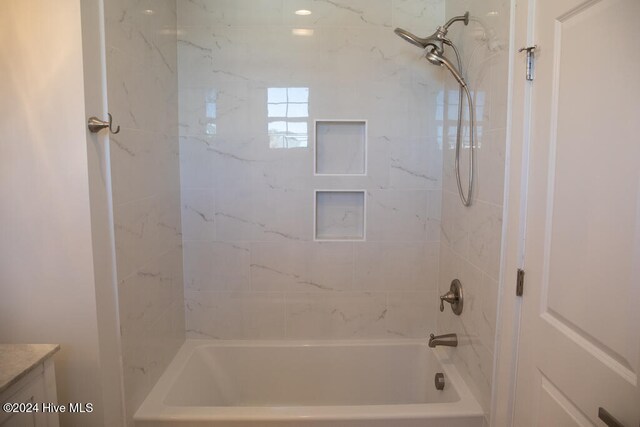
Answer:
[[88, 113, 120, 134]]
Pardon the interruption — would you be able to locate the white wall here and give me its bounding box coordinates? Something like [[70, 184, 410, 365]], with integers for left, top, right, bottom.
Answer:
[[0, 1, 108, 425], [177, 0, 446, 340], [103, 0, 185, 424], [438, 0, 511, 423]]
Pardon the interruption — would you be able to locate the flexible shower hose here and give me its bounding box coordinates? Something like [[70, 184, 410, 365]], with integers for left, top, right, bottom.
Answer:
[[449, 44, 475, 207]]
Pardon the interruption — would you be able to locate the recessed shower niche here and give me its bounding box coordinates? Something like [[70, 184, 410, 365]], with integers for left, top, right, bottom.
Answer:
[[314, 120, 367, 175], [314, 190, 366, 241]]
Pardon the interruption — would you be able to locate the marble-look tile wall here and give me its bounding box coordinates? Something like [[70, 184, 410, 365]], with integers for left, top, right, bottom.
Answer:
[[104, 1, 185, 424], [438, 0, 510, 423], [177, 0, 445, 340]]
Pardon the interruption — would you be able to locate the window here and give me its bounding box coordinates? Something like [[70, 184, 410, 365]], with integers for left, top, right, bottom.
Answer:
[[205, 91, 217, 135], [436, 88, 484, 150], [267, 87, 309, 148]]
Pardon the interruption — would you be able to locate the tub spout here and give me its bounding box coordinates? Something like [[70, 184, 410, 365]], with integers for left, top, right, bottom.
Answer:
[[428, 333, 458, 348]]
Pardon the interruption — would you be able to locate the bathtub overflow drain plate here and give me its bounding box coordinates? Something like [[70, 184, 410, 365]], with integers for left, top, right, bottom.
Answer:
[[435, 373, 445, 390]]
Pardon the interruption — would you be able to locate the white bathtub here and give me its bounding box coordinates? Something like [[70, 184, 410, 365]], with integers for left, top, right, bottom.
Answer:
[[134, 339, 484, 427]]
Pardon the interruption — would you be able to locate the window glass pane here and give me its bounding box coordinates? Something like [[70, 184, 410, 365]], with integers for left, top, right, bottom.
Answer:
[[287, 103, 308, 118], [268, 103, 287, 117], [287, 87, 309, 103], [286, 135, 308, 148], [287, 121, 307, 135], [268, 121, 287, 134], [205, 93, 217, 119], [268, 87, 287, 103]]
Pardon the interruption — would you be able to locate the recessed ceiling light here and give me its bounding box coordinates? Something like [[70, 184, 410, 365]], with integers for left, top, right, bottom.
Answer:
[[487, 11, 498, 16], [295, 9, 312, 16], [292, 28, 314, 36], [142, 9, 155, 15]]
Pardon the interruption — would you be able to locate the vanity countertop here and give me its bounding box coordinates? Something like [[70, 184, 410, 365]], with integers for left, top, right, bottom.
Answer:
[[0, 344, 60, 394]]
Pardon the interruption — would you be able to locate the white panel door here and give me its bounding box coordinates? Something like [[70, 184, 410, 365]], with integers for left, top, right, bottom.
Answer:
[[513, 0, 640, 425]]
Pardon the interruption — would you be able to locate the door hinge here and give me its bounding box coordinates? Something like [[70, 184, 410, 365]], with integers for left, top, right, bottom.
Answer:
[[516, 269, 525, 297], [518, 45, 537, 81]]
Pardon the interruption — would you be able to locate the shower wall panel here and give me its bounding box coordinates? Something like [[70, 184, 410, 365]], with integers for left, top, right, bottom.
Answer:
[[439, 0, 511, 422], [104, 1, 185, 424], [177, 0, 445, 340]]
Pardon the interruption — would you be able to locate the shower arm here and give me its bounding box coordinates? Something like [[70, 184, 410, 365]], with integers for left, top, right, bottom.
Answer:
[[422, 12, 470, 52], [443, 12, 470, 31], [429, 12, 470, 52]]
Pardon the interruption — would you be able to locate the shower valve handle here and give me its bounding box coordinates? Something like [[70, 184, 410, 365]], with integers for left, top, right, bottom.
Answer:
[[439, 279, 464, 315], [439, 291, 458, 312]]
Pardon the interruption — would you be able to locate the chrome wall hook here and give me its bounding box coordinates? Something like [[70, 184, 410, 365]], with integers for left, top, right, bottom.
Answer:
[[88, 113, 120, 134]]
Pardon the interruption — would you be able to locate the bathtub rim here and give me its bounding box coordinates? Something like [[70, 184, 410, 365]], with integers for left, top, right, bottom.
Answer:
[[134, 338, 484, 422]]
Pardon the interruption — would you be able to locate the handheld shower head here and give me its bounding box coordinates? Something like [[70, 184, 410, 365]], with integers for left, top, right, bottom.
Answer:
[[424, 48, 467, 87], [394, 12, 470, 54], [394, 28, 445, 54], [393, 12, 476, 207]]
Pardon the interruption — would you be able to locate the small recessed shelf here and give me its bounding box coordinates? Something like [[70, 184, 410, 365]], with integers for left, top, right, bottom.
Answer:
[[314, 190, 366, 241], [314, 120, 367, 175]]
